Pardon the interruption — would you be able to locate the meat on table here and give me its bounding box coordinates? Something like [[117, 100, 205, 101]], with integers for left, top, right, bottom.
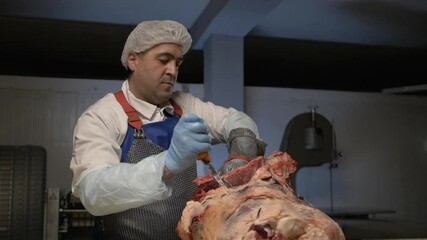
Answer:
[[177, 151, 345, 240]]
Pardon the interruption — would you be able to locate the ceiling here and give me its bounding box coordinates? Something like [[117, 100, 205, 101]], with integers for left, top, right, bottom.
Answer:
[[1, 0, 427, 95]]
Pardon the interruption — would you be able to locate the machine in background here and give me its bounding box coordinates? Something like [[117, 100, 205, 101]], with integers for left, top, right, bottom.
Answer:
[[0, 145, 103, 240], [0, 146, 46, 240]]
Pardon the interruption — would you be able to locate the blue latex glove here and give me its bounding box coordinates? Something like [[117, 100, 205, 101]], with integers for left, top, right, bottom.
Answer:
[[165, 113, 211, 175]]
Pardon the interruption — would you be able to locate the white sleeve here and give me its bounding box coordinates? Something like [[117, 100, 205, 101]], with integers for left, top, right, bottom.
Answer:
[[223, 111, 261, 140], [171, 92, 261, 142], [78, 151, 172, 216], [171, 92, 237, 143], [70, 94, 126, 195]]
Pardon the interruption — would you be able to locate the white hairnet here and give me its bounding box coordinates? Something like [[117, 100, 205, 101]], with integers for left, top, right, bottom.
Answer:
[[121, 20, 192, 69]]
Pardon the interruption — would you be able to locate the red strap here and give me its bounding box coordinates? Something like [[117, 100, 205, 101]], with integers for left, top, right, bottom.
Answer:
[[169, 99, 183, 117], [114, 90, 183, 130], [114, 90, 142, 130]]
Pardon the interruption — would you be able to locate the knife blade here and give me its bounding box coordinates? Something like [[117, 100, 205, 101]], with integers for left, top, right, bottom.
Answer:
[[198, 152, 227, 187]]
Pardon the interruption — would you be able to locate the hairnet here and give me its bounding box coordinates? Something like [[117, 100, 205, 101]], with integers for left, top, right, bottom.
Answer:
[[121, 20, 192, 68]]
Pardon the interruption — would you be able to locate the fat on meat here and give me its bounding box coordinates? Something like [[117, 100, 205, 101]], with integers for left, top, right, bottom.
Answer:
[[176, 151, 345, 240]]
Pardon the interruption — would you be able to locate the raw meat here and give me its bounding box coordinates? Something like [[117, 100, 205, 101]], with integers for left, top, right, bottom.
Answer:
[[177, 151, 345, 240]]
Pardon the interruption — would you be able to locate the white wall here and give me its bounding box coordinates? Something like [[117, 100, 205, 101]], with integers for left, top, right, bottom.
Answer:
[[1, 75, 426, 223]]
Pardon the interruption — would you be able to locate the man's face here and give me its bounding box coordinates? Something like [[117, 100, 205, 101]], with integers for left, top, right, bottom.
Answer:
[[127, 43, 184, 105]]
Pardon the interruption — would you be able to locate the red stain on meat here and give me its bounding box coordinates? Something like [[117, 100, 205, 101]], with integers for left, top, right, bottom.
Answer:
[[177, 151, 345, 240]]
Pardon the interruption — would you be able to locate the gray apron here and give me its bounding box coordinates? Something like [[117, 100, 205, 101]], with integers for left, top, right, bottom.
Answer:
[[103, 91, 197, 239]]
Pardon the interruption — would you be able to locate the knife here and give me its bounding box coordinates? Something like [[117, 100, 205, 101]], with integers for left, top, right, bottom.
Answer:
[[198, 152, 227, 187]]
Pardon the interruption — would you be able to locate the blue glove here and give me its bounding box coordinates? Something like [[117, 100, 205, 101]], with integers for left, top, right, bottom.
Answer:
[[165, 113, 212, 175]]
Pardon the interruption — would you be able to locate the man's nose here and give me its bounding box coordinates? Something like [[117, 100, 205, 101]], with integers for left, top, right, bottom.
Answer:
[[166, 62, 178, 78]]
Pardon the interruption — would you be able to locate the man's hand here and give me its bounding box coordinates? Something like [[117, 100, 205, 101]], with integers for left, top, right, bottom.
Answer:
[[218, 128, 267, 175], [165, 113, 211, 175]]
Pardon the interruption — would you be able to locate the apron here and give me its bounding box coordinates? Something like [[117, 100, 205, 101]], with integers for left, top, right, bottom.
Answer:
[[102, 91, 197, 240]]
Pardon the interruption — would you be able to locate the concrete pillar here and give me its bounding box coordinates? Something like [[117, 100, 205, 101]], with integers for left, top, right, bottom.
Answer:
[[199, 34, 245, 174], [203, 34, 244, 111]]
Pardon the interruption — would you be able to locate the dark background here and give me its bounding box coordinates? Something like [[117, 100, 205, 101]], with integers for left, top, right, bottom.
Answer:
[[1, 14, 426, 95]]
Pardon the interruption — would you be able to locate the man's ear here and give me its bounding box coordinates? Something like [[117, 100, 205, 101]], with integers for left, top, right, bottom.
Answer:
[[127, 52, 139, 71]]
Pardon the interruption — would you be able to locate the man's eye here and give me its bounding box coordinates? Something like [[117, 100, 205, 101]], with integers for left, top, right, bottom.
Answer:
[[159, 59, 169, 64]]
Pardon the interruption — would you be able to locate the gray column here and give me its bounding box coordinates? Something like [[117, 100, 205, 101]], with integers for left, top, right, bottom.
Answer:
[[203, 34, 244, 111]]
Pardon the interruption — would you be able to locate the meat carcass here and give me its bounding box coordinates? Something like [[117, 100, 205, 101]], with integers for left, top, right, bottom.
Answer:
[[177, 151, 345, 240]]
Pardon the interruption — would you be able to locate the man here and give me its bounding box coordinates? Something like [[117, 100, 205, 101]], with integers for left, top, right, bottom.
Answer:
[[70, 20, 266, 239]]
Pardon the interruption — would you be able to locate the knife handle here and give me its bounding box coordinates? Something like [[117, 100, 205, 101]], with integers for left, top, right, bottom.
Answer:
[[198, 151, 211, 162]]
